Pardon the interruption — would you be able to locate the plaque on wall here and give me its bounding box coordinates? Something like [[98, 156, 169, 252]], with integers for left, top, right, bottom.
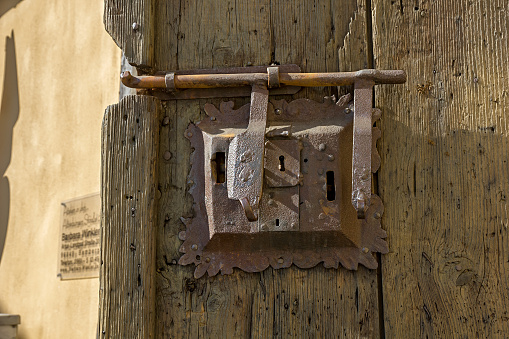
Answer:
[[58, 193, 100, 280]]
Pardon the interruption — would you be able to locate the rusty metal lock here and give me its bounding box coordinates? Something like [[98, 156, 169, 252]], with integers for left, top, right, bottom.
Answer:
[[121, 65, 406, 278]]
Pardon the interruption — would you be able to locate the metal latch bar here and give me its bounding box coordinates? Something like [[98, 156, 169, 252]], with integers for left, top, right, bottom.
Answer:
[[121, 69, 405, 89], [227, 83, 269, 221], [352, 80, 374, 218]]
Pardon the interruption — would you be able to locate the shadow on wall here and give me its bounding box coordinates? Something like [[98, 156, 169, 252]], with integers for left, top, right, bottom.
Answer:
[[0, 31, 19, 265], [0, 0, 22, 19]]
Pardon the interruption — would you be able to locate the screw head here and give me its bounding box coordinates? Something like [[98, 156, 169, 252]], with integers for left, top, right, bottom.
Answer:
[[345, 107, 352, 114], [318, 143, 326, 152], [187, 131, 193, 138], [247, 61, 253, 66], [374, 212, 381, 219], [362, 247, 369, 253], [132, 22, 139, 30], [275, 108, 282, 115], [210, 116, 216, 121], [191, 244, 198, 251], [328, 154, 335, 161], [205, 257, 211, 263], [291, 222, 297, 229], [164, 151, 172, 160], [277, 258, 284, 264]]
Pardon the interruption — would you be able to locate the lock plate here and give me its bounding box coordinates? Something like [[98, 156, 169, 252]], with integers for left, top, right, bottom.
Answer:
[[179, 94, 388, 278]]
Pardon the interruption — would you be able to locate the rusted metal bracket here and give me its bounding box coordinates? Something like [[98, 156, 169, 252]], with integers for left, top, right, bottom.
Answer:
[[226, 83, 269, 221], [122, 66, 406, 277]]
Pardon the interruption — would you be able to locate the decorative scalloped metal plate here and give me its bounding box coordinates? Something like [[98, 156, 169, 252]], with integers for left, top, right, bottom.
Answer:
[[179, 94, 388, 278]]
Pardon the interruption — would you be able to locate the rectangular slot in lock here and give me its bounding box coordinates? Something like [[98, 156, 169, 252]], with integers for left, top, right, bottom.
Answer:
[[211, 152, 226, 184], [326, 171, 335, 201]]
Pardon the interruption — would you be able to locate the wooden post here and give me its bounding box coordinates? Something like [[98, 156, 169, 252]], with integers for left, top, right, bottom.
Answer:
[[99, 95, 160, 338], [373, 0, 509, 337]]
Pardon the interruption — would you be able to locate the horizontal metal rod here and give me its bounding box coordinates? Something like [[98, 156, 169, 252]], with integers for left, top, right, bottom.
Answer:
[[121, 69, 406, 90]]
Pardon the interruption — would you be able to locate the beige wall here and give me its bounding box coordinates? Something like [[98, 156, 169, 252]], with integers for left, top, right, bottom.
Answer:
[[0, 0, 120, 338]]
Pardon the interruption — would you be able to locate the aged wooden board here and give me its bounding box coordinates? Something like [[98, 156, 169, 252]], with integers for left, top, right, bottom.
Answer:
[[104, 0, 153, 70], [102, 0, 382, 338], [373, 0, 509, 337], [58, 193, 100, 280], [99, 95, 159, 338]]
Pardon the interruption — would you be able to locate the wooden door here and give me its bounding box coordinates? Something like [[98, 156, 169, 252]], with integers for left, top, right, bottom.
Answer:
[[99, 0, 509, 338]]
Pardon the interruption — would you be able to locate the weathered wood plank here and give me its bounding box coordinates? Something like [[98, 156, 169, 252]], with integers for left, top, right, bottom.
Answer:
[[150, 1, 381, 338], [104, 0, 153, 69], [373, 0, 509, 337], [99, 95, 160, 338]]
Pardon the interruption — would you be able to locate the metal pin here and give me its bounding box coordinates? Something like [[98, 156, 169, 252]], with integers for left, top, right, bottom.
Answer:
[[275, 108, 282, 115], [164, 151, 172, 160], [318, 143, 326, 152], [277, 258, 284, 264], [362, 247, 369, 253], [328, 154, 335, 161], [191, 244, 198, 251], [132, 22, 139, 31]]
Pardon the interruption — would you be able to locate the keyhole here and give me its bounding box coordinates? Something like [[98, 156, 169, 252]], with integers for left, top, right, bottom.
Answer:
[[279, 155, 285, 171]]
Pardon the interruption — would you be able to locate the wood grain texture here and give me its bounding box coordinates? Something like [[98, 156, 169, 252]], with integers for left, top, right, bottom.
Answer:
[[104, 0, 153, 69], [372, 0, 509, 337], [99, 95, 160, 338], [149, 0, 381, 337]]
